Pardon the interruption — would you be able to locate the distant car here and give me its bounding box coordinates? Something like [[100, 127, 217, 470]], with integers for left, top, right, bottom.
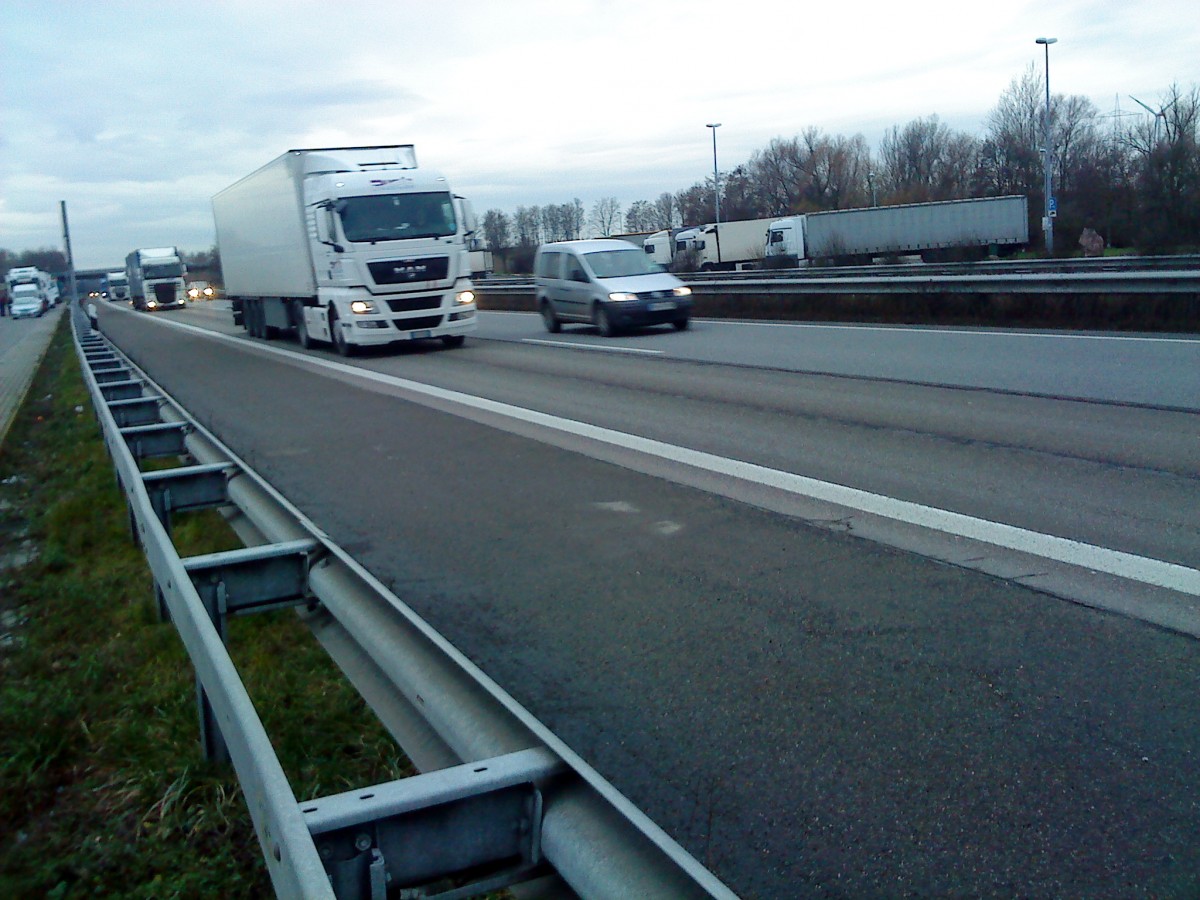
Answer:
[[186, 281, 216, 301], [533, 239, 692, 336]]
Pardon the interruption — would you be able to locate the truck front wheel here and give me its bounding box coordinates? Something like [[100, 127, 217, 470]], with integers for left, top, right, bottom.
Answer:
[[330, 308, 355, 357], [294, 301, 312, 349]]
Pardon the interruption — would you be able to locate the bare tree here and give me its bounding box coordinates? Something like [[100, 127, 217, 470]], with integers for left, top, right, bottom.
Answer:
[[878, 115, 979, 202], [588, 197, 622, 236], [624, 200, 656, 233], [513, 206, 542, 248], [651, 192, 679, 229], [481, 209, 511, 250]]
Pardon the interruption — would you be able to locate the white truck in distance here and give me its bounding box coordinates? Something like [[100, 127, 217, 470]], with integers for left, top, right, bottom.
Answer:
[[675, 218, 774, 271], [107, 271, 130, 302], [6, 267, 54, 318], [212, 145, 478, 354], [127, 247, 187, 310], [765, 195, 1029, 265]]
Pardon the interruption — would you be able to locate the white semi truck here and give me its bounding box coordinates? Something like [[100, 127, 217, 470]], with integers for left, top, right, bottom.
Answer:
[[765, 195, 1029, 265], [107, 270, 131, 302], [127, 247, 188, 310], [212, 145, 478, 354], [6, 266, 53, 318], [648, 219, 774, 271]]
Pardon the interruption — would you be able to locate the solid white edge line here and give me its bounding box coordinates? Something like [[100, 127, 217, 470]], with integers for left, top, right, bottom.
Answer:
[[137, 310, 1200, 597], [522, 338, 663, 355]]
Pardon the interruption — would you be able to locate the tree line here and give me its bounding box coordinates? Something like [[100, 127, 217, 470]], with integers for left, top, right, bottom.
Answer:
[[479, 68, 1200, 266]]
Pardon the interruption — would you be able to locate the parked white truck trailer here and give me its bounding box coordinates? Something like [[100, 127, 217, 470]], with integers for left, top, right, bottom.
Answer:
[[679, 218, 774, 270], [765, 195, 1029, 265], [107, 270, 130, 302], [212, 145, 478, 354], [127, 247, 187, 310]]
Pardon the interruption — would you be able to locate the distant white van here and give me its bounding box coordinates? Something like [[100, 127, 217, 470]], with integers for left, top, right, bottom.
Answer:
[[533, 239, 692, 336]]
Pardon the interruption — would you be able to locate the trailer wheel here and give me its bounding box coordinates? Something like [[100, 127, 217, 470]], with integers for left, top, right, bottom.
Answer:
[[330, 308, 355, 357], [246, 299, 261, 337], [294, 301, 312, 349]]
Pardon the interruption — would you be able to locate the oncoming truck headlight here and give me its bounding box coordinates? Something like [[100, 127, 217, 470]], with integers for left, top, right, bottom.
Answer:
[[349, 299, 375, 314], [455, 289, 475, 305]]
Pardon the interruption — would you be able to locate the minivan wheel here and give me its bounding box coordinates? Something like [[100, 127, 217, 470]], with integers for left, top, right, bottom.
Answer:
[[540, 300, 561, 333], [673, 317, 690, 331], [595, 303, 617, 337]]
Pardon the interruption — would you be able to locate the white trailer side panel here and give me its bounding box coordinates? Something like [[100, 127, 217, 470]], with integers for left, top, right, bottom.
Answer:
[[213, 154, 316, 298], [806, 196, 1029, 258], [709, 219, 771, 265]]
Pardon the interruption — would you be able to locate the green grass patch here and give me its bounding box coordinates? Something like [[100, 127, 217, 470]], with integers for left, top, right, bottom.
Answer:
[[0, 319, 414, 897]]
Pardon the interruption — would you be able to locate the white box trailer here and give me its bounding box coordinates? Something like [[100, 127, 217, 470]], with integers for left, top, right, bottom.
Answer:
[[212, 145, 478, 354], [766, 195, 1029, 263]]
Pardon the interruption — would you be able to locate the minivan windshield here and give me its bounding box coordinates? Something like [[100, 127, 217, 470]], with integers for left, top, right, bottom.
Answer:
[[338, 192, 457, 242], [583, 249, 662, 279]]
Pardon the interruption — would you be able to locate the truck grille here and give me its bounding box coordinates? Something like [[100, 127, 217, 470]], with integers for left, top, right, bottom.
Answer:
[[153, 283, 176, 303], [369, 256, 450, 285], [394, 315, 443, 331], [385, 295, 443, 313]]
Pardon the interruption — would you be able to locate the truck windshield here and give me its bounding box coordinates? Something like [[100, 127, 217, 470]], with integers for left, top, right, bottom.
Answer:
[[337, 192, 457, 242], [583, 249, 661, 278], [144, 263, 183, 278]]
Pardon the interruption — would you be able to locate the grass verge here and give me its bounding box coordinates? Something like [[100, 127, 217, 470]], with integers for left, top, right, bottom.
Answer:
[[0, 317, 413, 897]]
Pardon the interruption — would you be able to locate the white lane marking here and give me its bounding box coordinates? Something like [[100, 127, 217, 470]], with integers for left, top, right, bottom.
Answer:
[[705, 319, 1200, 345], [523, 338, 663, 355], [129, 312, 1200, 596]]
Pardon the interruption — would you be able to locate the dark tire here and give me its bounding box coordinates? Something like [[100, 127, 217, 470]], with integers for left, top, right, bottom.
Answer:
[[247, 299, 262, 337], [595, 303, 617, 337], [673, 317, 690, 331], [540, 300, 561, 333], [295, 301, 312, 349], [441, 334, 465, 349], [330, 308, 355, 357]]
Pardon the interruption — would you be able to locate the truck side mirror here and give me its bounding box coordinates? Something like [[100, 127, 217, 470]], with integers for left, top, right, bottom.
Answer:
[[455, 196, 477, 237], [315, 204, 344, 253]]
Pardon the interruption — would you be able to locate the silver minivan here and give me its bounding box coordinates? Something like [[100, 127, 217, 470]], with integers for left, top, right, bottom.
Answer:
[[533, 239, 692, 336]]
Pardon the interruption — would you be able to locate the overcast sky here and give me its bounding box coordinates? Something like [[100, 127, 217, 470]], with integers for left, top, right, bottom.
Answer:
[[1, 0, 1195, 270]]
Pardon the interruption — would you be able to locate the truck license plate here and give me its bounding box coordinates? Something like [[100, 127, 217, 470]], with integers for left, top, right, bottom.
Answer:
[[648, 301, 675, 311], [409, 330, 432, 339]]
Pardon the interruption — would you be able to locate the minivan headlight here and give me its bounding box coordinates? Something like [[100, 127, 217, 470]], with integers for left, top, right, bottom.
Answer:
[[673, 286, 692, 297], [608, 292, 638, 302]]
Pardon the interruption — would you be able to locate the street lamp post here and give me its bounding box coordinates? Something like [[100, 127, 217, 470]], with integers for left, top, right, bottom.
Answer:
[[1036, 36, 1057, 256], [867, 170, 877, 207], [706, 123, 721, 224]]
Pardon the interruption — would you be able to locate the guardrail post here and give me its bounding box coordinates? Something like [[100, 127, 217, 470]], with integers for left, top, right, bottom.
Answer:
[[182, 540, 319, 763]]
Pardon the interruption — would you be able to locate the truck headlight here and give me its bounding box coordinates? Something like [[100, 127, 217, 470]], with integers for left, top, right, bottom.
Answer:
[[673, 286, 692, 297], [349, 300, 375, 314], [455, 289, 476, 306], [608, 292, 638, 302]]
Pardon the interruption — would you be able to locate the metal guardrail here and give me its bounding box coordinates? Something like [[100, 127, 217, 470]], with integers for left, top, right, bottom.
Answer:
[[476, 255, 1200, 295], [70, 312, 739, 900]]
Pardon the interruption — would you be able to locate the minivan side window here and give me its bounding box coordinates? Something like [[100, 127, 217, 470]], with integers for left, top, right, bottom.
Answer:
[[536, 251, 562, 279], [565, 258, 588, 283]]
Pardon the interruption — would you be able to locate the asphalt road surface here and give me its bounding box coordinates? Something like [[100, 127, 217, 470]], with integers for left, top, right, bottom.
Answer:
[[96, 302, 1200, 899]]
